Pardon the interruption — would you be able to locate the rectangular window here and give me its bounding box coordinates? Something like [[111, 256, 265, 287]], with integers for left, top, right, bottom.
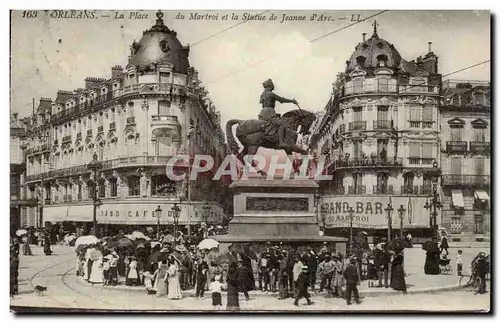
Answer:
[[423, 175, 432, 194], [451, 157, 462, 175], [475, 94, 485, 106], [474, 215, 484, 234], [128, 176, 140, 196], [451, 217, 462, 234], [409, 142, 420, 158], [403, 173, 414, 192], [376, 173, 388, 189], [99, 181, 105, 198], [159, 72, 171, 83], [377, 139, 388, 161], [353, 107, 362, 122], [378, 78, 389, 92], [422, 105, 433, 122], [450, 127, 463, 141], [158, 100, 171, 115], [473, 128, 485, 142], [474, 158, 485, 175], [352, 140, 362, 159], [110, 179, 117, 197], [353, 173, 362, 189], [78, 183, 82, 201], [422, 143, 433, 159], [353, 79, 363, 94], [410, 106, 421, 121], [377, 106, 388, 121]]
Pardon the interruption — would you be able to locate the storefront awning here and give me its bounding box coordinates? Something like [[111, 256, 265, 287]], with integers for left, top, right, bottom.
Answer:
[[44, 205, 93, 222], [475, 190, 490, 202], [451, 189, 465, 208]]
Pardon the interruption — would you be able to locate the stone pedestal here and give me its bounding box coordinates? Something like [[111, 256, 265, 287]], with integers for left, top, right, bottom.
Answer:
[[214, 178, 346, 245]]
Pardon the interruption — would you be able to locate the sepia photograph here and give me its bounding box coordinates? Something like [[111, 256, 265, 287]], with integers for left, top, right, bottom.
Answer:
[[8, 9, 491, 313]]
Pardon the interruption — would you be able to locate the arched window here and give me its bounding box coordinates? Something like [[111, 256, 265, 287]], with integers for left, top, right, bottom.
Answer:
[[87, 179, 94, 199], [98, 178, 106, 198], [110, 177, 118, 197], [353, 78, 363, 94], [125, 130, 137, 157]]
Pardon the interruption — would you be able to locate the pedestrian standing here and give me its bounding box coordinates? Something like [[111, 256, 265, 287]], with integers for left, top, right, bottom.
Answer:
[[456, 250, 463, 276], [278, 250, 289, 299], [343, 257, 361, 305], [390, 248, 407, 294], [367, 254, 378, 288], [439, 232, 449, 256], [293, 266, 314, 306], [332, 254, 344, 298], [319, 255, 335, 293], [22, 234, 32, 256], [476, 252, 488, 294], [376, 242, 390, 288], [226, 262, 240, 311], [195, 258, 209, 298], [237, 258, 253, 300], [292, 255, 304, 297], [154, 260, 168, 298], [108, 252, 119, 285], [102, 257, 110, 286], [167, 256, 183, 299], [10, 243, 20, 297], [210, 275, 224, 311]]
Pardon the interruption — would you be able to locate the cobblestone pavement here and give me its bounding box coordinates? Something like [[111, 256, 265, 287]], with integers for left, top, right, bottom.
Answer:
[[10, 245, 490, 312]]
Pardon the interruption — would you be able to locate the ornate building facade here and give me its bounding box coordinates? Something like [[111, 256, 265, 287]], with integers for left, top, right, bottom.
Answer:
[[440, 80, 490, 240], [310, 25, 442, 240], [22, 12, 227, 233]]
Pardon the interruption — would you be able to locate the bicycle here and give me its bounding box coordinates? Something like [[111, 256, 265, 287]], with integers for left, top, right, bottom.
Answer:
[[459, 273, 482, 294]]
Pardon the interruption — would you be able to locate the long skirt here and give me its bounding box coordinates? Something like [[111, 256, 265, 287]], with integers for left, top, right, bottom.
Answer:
[[424, 254, 441, 275], [83, 260, 89, 280], [167, 276, 182, 299], [156, 279, 168, 297], [226, 285, 240, 311], [390, 264, 407, 292], [89, 262, 104, 284]]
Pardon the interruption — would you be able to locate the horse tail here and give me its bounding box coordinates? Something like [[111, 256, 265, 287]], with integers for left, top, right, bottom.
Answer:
[[226, 119, 242, 154]]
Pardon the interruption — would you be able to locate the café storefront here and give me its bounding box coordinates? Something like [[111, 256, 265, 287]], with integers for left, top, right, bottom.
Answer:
[[43, 201, 224, 235], [320, 195, 440, 241]]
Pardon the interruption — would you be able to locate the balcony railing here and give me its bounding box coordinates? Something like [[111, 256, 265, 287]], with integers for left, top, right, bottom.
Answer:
[[373, 185, 394, 194], [408, 158, 434, 165], [333, 157, 403, 170], [373, 120, 393, 130], [63, 195, 73, 202], [422, 121, 434, 128], [348, 185, 366, 195], [469, 142, 490, 155], [151, 115, 179, 123], [442, 175, 490, 186], [446, 141, 467, 154], [127, 117, 136, 125], [62, 135, 72, 143], [349, 121, 367, 131], [402, 185, 423, 195]]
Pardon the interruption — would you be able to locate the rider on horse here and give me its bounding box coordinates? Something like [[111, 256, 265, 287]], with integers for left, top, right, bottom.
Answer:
[[259, 79, 298, 149]]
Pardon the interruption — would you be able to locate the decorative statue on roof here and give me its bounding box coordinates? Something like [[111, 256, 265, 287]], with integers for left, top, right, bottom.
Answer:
[[226, 79, 316, 174]]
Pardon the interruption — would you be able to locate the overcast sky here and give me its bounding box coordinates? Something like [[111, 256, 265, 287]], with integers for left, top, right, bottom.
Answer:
[[11, 10, 490, 127]]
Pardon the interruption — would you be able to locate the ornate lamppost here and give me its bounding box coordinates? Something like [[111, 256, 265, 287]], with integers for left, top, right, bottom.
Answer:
[[424, 160, 443, 238], [155, 205, 163, 240], [384, 202, 393, 241], [347, 207, 355, 255], [397, 205, 406, 243], [203, 202, 211, 237], [171, 203, 181, 246], [87, 153, 102, 237]]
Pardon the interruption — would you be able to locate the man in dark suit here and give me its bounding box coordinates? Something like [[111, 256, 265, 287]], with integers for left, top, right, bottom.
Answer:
[[343, 257, 362, 305], [375, 242, 390, 288], [294, 266, 314, 306], [195, 258, 209, 298], [476, 252, 488, 294]]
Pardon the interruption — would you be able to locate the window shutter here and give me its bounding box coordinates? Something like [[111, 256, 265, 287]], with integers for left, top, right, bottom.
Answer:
[[474, 158, 484, 175], [409, 142, 420, 158], [410, 106, 421, 121], [422, 105, 433, 121], [422, 143, 433, 159], [451, 157, 462, 175]]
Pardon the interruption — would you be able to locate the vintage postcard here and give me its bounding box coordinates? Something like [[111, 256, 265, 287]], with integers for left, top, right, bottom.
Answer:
[[9, 9, 491, 313]]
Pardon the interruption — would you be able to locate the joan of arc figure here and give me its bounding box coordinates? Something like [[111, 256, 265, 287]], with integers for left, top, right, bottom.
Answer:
[[259, 79, 298, 148]]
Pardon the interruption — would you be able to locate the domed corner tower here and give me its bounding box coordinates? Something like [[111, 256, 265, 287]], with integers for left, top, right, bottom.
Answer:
[[345, 22, 402, 74], [129, 10, 190, 74]]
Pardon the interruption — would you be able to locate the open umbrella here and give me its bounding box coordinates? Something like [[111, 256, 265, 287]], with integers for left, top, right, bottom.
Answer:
[[162, 234, 174, 244], [16, 229, 28, 237], [132, 231, 148, 240], [74, 235, 99, 247], [175, 244, 188, 253], [146, 227, 154, 233], [107, 237, 134, 249], [198, 238, 219, 250], [90, 249, 103, 261], [125, 234, 134, 240], [75, 244, 86, 254]]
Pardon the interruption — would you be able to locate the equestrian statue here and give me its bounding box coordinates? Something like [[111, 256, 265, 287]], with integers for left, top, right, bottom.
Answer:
[[226, 78, 316, 169]]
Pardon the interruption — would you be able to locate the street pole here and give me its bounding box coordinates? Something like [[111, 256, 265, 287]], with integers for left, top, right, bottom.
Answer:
[[157, 214, 160, 240], [348, 207, 354, 255], [93, 169, 97, 237]]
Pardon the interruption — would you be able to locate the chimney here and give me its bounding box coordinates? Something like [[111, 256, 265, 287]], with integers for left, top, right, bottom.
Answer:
[[362, 33, 366, 42], [428, 42, 432, 53], [111, 65, 123, 78]]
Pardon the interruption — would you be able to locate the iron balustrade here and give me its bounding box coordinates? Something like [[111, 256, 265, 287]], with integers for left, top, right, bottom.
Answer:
[[446, 141, 467, 154], [442, 174, 490, 186], [373, 120, 393, 130], [469, 142, 490, 155], [348, 185, 366, 195], [373, 185, 394, 194], [349, 121, 367, 131]]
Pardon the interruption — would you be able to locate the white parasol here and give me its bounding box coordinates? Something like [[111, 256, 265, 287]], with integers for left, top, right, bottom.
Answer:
[[131, 231, 150, 240], [16, 229, 28, 237], [198, 238, 219, 250], [74, 235, 99, 246]]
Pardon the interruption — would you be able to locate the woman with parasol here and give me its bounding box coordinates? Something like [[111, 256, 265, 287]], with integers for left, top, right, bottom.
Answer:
[[154, 259, 169, 297]]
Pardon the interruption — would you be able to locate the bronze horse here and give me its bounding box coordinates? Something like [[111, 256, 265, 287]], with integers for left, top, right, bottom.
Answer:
[[225, 109, 316, 168]]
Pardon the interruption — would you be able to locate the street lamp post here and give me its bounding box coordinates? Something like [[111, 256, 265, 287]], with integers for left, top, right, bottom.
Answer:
[[87, 153, 102, 237], [155, 205, 163, 240], [171, 203, 181, 246], [424, 160, 443, 238], [347, 207, 355, 255], [397, 205, 406, 243], [203, 202, 211, 237], [384, 202, 393, 241]]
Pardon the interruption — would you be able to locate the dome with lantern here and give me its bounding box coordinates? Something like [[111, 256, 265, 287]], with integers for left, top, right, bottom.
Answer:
[[129, 11, 190, 74], [346, 21, 402, 72]]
